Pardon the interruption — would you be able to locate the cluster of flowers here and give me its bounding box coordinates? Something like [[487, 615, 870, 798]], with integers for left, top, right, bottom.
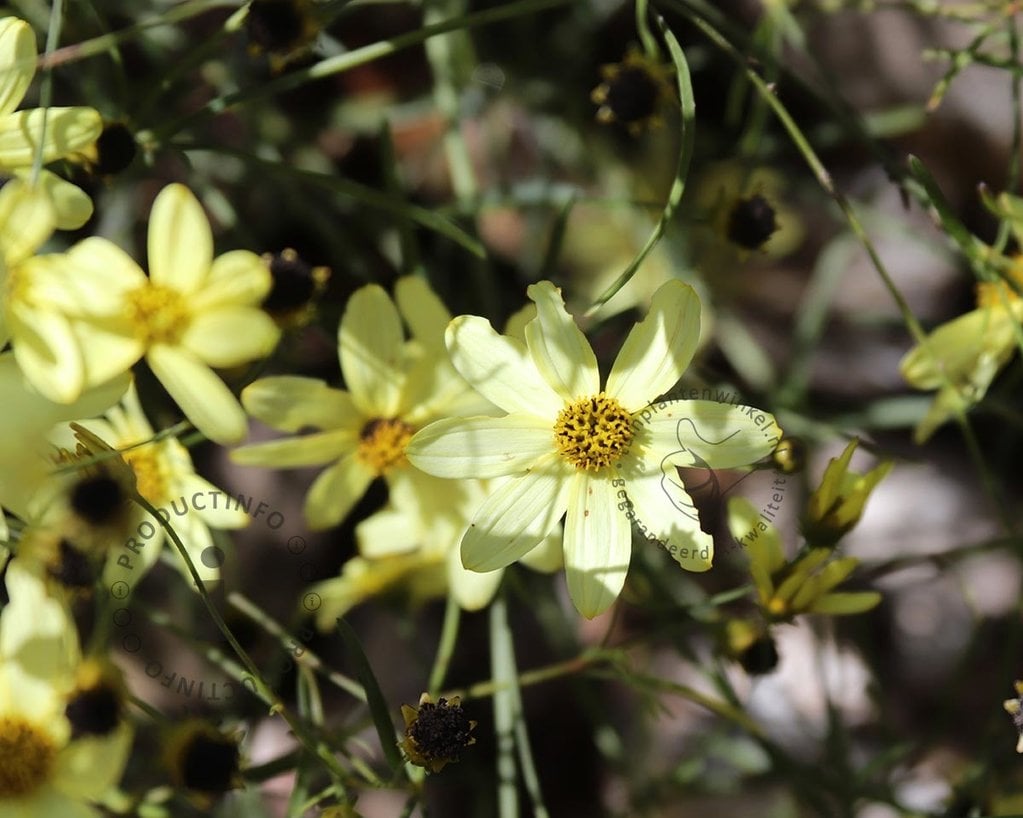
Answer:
[[0, 8, 920, 811]]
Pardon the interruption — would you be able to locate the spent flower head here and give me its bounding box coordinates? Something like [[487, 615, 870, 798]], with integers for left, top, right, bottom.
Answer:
[[400, 693, 476, 773], [591, 47, 674, 135]]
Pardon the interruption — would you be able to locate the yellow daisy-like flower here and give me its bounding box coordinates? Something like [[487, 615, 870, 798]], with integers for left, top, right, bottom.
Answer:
[[0, 559, 132, 816], [900, 258, 1023, 442], [70, 383, 249, 587], [231, 276, 495, 531], [406, 279, 783, 618], [48, 183, 281, 444], [0, 17, 101, 171]]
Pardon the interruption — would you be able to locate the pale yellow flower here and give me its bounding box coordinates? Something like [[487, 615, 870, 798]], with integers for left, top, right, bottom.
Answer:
[[231, 276, 492, 531], [0, 560, 132, 817], [47, 184, 281, 444], [407, 280, 783, 617]]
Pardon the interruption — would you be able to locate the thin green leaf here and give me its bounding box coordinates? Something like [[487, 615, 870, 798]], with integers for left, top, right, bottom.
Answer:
[[907, 155, 986, 264], [336, 618, 406, 774]]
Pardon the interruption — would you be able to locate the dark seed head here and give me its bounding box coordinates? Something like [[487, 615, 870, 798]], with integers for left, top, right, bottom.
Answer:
[[177, 729, 240, 794], [246, 0, 308, 54], [70, 474, 126, 528], [66, 683, 121, 738], [738, 634, 780, 675], [406, 697, 475, 764], [601, 66, 660, 125], [48, 539, 96, 590], [93, 124, 137, 175], [726, 193, 779, 250]]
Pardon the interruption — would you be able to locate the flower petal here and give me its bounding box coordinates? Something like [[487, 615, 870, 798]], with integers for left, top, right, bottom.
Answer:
[[0, 177, 53, 263], [231, 428, 355, 467], [181, 306, 280, 367], [525, 280, 599, 400], [460, 453, 571, 572], [356, 506, 419, 559], [339, 284, 404, 417], [406, 414, 554, 479], [33, 168, 93, 230], [304, 453, 375, 530], [176, 473, 250, 529], [446, 314, 562, 417], [241, 376, 358, 432], [147, 183, 213, 293], [563, 472, 631, 617], [518, 527, 564, 572], [447, 543, 503, 610], [618, 452, 714, 572], [60, 237, 147, 315], [636, 399, 782, 469], [191, 249, 272, 311], [395, 275, 451, 349], [900, 307, 1015, 389], [0, 18, 35, 116], [9, 302, 83, 403], [147, 344, 246, 444], [0, 107, 101, 169], [52, 723, 133, 800], [606, 279, 701, 411], [75, 320, 144, 388]]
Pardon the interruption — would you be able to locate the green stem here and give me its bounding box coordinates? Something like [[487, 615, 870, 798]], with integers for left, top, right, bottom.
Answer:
[[489, 595, 519, 818], [31, 0, 65, 184], [134, 495, 349, 788], [226, 592, 366, 701], [427, 592, 462, 698]]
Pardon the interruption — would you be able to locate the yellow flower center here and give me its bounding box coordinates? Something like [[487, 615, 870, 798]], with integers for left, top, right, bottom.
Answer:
[[123, 445, 168, 503], [126, 283, 190, 345], [0, 717, 57, 798], [976, 258, 1023, 310], [357, 418, 416, 475], [553, 393, 634, 471]]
